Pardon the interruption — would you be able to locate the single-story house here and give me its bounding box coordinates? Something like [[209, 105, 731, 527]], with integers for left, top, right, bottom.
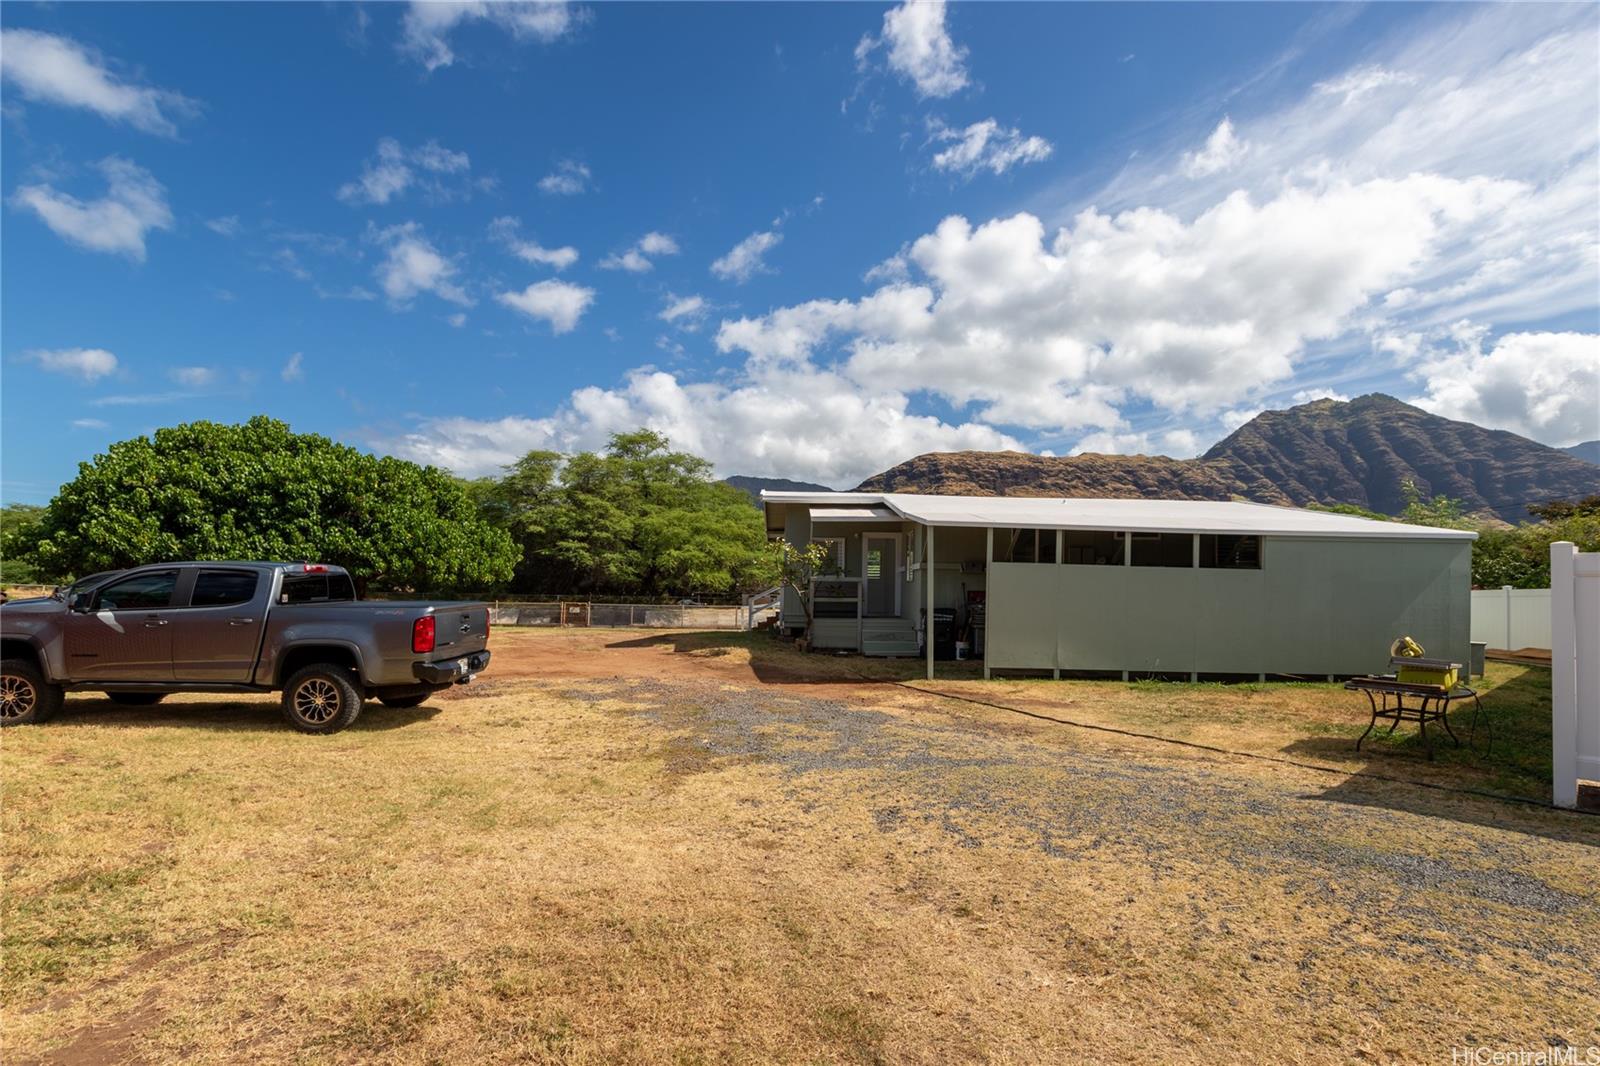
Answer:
[[761, 491, 1475, 681]]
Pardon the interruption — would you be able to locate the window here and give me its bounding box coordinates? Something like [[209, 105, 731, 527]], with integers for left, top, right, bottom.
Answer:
[[1199, 534, 1261, 569], [992, 528, 1056, 563], [190, 570, 259, 607], [811, 538, 845, 575], [280, 572, 357, 604], [96, 570, 178, 610], [1130, 532, 1194, 568], [1063, 531, 1125, 565]]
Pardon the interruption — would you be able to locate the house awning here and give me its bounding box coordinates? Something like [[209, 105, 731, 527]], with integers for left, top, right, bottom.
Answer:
[[810, 505, 900, 522]]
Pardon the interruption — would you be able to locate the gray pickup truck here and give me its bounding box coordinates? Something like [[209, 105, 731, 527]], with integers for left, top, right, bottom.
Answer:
[[0, 561, 490, 733]]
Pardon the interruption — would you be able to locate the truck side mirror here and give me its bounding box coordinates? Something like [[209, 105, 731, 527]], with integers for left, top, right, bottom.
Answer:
[[69, 591, 95, 613]]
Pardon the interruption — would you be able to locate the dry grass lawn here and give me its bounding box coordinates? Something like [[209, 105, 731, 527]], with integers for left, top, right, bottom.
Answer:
[[3, 627, 1597, 1064]]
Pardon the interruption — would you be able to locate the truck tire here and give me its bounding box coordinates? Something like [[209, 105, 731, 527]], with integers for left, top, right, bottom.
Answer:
[[281, 664, 363, 734], [379, 693, 431, 709], [1, 658, 63, 727], [107, 692, 166, 706]]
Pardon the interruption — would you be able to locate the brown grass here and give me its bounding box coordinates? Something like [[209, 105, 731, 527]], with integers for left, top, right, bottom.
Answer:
[[3, 628, 1597, 1063]]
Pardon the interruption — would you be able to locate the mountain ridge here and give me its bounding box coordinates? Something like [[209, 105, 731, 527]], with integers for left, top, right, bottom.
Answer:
[[854, 395, 1596, 522]]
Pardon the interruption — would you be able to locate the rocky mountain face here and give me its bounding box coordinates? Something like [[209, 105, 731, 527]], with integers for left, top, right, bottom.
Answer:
[[856, 395, 1598, 522]]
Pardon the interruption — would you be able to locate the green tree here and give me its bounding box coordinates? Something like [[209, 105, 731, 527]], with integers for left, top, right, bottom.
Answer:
[[1, 503, 53, 585], [1397, 479, 1474, 529], [478, 430, 776, 599], [30, 417, 517, 594]]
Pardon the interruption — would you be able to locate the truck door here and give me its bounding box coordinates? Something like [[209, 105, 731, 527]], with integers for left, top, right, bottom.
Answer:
[[64, 569, 180, 681], [167, 568, 265, 682]]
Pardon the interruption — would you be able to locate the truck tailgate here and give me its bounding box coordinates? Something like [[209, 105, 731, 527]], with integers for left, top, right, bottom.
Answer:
[[429, 604, 489, 658]]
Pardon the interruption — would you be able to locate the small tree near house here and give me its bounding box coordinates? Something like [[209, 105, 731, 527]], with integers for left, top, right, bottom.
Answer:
[[768, 539, 833, 649]]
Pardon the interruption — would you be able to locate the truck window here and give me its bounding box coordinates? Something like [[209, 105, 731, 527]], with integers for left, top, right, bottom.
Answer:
[[96, 571, 178, 610], [280, 572, 357, 603], [190, 570, 260, 607]]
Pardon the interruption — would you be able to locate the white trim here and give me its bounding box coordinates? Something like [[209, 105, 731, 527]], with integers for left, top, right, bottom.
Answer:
[[761, 491, 1475, 541]]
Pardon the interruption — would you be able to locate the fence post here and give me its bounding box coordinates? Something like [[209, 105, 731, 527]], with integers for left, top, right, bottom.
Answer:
[[1502, 584, 1514, 651], [1551, 543, 1578, 808]]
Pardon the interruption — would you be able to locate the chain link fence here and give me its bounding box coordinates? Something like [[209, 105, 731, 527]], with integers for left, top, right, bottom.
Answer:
[[490, 600, 753, 630]]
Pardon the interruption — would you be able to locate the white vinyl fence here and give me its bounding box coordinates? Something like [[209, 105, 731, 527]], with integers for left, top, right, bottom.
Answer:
[[1470, 586, 1553, 651], [1551, 542, 1599, 809]]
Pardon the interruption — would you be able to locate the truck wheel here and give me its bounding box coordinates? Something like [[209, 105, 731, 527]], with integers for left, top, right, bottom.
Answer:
[[1, 659, 63, 727], [281, 664, 363, 734], [379, 693, 431, 709], [107, 692, 166, 706]]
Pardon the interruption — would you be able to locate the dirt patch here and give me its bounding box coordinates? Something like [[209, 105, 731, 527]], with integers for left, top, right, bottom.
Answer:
[[14, 989, 164, 1066]]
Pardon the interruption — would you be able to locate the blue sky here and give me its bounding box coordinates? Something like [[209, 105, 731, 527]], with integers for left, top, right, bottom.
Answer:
[[3, 1, 1597, 502]]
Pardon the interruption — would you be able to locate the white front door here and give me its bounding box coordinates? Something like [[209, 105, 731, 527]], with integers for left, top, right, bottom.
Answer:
[[864, 535, 900, 616]]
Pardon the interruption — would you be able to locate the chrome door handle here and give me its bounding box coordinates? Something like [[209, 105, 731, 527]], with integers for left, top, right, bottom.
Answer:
[[228, 617, 256, 626], [143, 619, 169, 627]]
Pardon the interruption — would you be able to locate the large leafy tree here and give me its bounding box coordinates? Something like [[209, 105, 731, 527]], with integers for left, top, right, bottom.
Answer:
[[31, 417, 517, 593], [1, 503, 52, 584], [478, 430, 777, 598]]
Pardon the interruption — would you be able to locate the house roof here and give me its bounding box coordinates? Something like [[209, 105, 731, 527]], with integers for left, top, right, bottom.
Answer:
[[760, 491, 1476, 541]]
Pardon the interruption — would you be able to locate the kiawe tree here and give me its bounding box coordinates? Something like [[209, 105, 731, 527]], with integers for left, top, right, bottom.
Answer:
[[479, 429, 777, 598], [30, 416, 517, 593]]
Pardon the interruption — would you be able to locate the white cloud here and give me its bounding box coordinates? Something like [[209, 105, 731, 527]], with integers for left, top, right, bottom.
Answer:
[[1409, 328, 1600, 447], [1089, 4, 1598, 335], [1288, 387, 1350, 405], [930, 118, 1053, 178], [369, 222, 471, 307], [70, 418, 109, 430], [600, 231, 679, 272], [205, 215, 241, 238], [372, 364, 1020, 483], [400, 0, 585, 71], [0, 29, 197, 136], [858, 0, 969, 99], [538, 158, 590, 195], [1314, 65, 1418, 105], [488, 216, 578, 270], [1071, 428, 1201, 458], [1180, 117, 1247, 178], [447, 313, 467, 329], [659, 293, 708, 329], [169, 366, 217, 388], [711, 230, 781, 283], [23, 347, 118, 382], [338, 137, 473, 205], [281, 352, 304, 382], [10, 157, 173, 261], [496, 279, 595, 334], [716, 174, 1520, 431]]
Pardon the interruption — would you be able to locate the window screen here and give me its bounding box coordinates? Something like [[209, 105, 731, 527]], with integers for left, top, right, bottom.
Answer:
[[811, 538, 845, 574], [1063, 531, 1125, 565], [190, 570, 259, 607], [97, 571, 178, 610], [280, 572, 357, 603], [1130, 532, 1194, 568], [1199, 534, 1261, 569], [992, 529, 1055, 563]]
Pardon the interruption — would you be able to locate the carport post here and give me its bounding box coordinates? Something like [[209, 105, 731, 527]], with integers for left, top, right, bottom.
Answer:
[[926, 523, 935, 681], [984, 527, 992, 681]]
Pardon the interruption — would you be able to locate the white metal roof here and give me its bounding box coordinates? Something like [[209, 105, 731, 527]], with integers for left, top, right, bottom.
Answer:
[[809, 505, 900, 521], [760, 491, 1476, 540]]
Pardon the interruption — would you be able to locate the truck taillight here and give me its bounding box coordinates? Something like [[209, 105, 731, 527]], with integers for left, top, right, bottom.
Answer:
[[412, 616, 436, 654], [485, 613, 490, 642]]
